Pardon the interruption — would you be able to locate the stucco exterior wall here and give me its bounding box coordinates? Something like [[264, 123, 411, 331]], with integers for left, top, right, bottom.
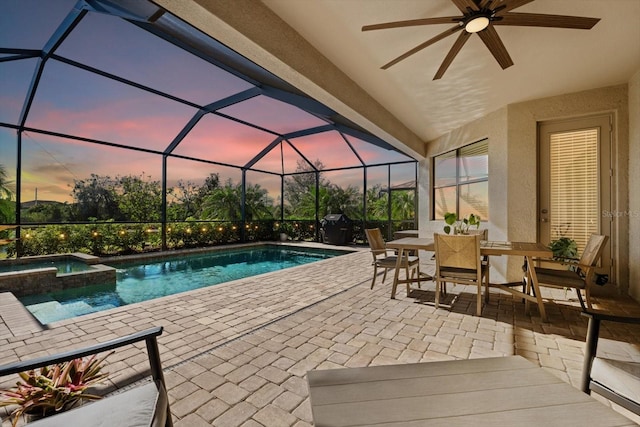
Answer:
[[508, 85, 629, 295], [629, 69, 640, 300], [420, 108, 511, 282], [421, 84, 632, 290]]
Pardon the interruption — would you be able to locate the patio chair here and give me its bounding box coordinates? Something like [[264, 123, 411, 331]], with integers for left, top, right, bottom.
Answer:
[[434, 233, 488, 316], [532, 234, 608, 309], [468, 228, 489, 278], [581, 310, 640, 416], [0, 327, 172, 427], [364, 228, 419, 290]]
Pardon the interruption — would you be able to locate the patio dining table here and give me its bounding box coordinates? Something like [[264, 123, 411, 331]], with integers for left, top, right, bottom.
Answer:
[[386, 237, 553, 321]]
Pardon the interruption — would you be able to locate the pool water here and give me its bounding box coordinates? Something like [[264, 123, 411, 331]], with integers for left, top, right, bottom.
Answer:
[[20, 245, 348, 324], [0, 260, 93, 274]]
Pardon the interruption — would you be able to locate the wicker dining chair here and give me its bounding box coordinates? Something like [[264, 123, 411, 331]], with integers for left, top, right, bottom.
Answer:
[[532, 234, 608, 309], [434, 233, 488, 316], [364, 228, 420, 291]]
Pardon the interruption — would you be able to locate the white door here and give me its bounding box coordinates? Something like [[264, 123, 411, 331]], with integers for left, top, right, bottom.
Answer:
[[538, 115, 613, 283]]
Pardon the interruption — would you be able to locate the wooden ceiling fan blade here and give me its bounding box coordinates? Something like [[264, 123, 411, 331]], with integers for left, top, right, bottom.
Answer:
[[362, 16, 461, 31], [496, 0, 535, 14], [451, 0, 480, 14], [477, 26, 514, 69], [495, 12, 600, 29], [381, 25, 463, 70], [478, 0, 493, 9], [434, 31, 472, 80]]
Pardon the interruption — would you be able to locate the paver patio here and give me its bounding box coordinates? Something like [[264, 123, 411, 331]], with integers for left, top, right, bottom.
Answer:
[[1, 244, 639, 426]]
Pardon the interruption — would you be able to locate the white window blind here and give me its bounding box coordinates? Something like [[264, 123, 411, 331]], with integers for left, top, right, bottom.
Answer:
[[549, 128, 599, 254]]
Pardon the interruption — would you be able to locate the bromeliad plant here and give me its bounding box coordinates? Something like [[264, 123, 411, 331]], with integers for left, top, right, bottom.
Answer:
[[0, 353, 112, 426]]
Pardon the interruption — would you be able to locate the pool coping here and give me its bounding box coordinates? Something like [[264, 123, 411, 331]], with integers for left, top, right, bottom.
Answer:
[[0, 292, 45, 338], [97, 240, 357, 266], [7, 241, 362, 333]]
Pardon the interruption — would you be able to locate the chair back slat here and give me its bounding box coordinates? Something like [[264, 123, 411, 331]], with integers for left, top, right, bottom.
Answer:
[[580, 234, 609, 267], [365, 228, 386, 251], [365, 228, 389, 260], [434, 233, 481, 270]]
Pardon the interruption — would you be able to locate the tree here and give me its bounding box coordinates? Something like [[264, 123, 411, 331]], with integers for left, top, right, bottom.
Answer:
[[282, 159, 365, 219], [201, 179, 274, 221], [0, 200, 13, 224], [366, 185, 388, 220], [391, 190, 415, 220], [201, 179, 242, 220], [244, 183, 274, 220], [21, 202, 72, 223], [0, 164, 15, 224], [0, 164, 13, 200], [71, 174, 120, 221], [325, 184, 362, 219], [283, 159, 324, 210], [116, 174, 163, 222], [168, 173, 221, 220], [196, 174, 221, 204], [283, 159, 325, 219]]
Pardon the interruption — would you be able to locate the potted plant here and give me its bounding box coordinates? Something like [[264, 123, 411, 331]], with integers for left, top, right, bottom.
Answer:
[[275, 222, 294, 242], [0, 354, 111, 426], [548, 237, 578, 261], [443, 212, 481, 235]]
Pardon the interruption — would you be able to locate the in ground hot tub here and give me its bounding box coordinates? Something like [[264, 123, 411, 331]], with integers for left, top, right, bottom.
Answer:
[[0, 253, 115, 297]]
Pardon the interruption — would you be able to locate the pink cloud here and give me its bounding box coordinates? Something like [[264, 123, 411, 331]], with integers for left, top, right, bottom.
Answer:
[[27, 96, 195, 152]]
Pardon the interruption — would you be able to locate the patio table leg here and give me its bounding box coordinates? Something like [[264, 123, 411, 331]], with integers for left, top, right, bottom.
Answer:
[[526, 255, 547, 322], [390, 248, 404, 299]]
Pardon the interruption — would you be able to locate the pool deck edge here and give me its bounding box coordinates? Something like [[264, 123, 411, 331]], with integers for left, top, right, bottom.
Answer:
[[0, 292, 45, 338]]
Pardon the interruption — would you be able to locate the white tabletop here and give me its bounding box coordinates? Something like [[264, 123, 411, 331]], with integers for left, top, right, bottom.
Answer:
[[307, 355, 634, 426]]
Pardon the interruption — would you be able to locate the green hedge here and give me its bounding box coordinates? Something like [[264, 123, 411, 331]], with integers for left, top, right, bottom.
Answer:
[[4, 220, 286, 257]]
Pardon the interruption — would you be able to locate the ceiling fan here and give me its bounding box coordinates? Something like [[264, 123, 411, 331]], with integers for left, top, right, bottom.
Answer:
[[362, 0, 600, 80]]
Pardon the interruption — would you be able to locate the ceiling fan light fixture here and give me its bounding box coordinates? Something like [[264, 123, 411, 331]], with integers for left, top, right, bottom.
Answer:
[[465, 16, 490, 33]]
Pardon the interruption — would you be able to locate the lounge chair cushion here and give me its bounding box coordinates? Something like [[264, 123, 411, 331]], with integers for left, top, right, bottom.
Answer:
[[28, 381, 168, 427], [591, 357, 640, 404]]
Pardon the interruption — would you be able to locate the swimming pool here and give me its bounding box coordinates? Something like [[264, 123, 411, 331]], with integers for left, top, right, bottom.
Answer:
[[19, 244, 350, 324]]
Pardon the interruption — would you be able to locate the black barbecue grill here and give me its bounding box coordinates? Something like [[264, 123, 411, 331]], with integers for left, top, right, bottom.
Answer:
[[320, 214, 353, 245]]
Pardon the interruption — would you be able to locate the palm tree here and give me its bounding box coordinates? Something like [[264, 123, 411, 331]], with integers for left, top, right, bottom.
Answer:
[[202, 179, 275, 221], [366, 185, 388, 220], [201, 179, 242, 221], [244, 183, 274, 220], [391, 190, 415, 220], [0, 164, 15, 224], [0, 164, 13, 200]]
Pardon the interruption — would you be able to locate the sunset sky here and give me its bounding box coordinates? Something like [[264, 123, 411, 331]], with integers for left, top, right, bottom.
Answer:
[[1, 1, 416, 204]]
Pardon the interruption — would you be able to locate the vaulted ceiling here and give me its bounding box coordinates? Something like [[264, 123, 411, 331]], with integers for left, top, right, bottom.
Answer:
[[261, 0, 640, 138], [148, 0, 640, 157]]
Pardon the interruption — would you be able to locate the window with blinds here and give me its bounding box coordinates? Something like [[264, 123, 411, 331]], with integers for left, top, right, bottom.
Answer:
[[549, 128, 599, 253], [433, 139, 488, 220]]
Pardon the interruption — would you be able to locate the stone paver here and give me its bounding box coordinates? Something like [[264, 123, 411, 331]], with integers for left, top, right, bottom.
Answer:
[[2, 243, 640, 426]]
